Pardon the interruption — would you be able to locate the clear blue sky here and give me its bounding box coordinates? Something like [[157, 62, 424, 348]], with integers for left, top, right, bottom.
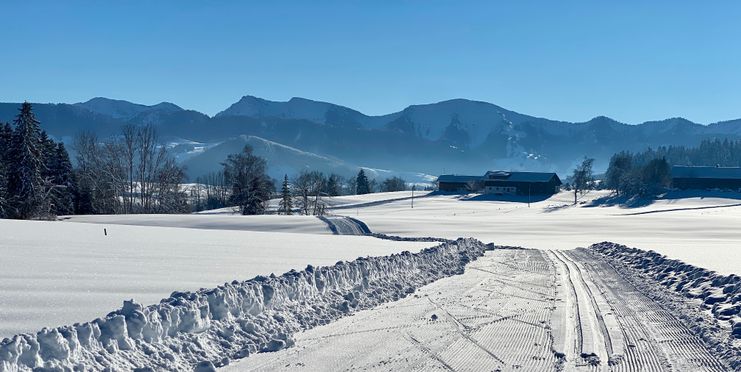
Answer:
[[2, 1, 740, 123]]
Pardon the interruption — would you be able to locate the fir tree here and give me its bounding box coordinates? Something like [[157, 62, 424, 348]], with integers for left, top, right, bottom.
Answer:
[[356, 169, 370, 195], [324, 174, 343, 196], [279, 174, 293, 215], [0, 123, 11, 217], [8, 102, 45, 219], [48, 143, 76, 216]]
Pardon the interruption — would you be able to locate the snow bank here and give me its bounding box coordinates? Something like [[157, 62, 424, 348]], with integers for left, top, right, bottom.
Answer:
[[590, 242, 740, 369], [0, 238, 487, 371]]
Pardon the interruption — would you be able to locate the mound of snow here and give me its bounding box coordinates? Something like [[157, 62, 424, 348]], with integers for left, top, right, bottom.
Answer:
[[0, 238, 487, 371]]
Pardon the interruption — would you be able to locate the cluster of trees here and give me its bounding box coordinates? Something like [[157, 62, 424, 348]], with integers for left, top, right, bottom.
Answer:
[[74, 124, 189, 215], [0, 103, 76, 219], [0, 102, 189, 219], [276, 168, 409, 216], [632, 139, 741, 168], [605, 152, 671, 197]]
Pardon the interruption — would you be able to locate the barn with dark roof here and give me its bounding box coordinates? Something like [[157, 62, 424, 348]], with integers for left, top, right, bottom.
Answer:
[[672, 166, 741, 190], [437, 171, 561, 195]]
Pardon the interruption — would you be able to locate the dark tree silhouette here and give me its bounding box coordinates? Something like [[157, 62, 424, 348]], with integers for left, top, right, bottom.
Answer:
[[356, 169, 370, 195]]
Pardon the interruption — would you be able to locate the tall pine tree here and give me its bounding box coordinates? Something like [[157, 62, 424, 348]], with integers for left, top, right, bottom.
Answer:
[[0, 123, 11, 217], [279, 174, 293, 215], [49, 143, 76, 216], [356, 169, 370, 195], [8, 102, 45, 219]]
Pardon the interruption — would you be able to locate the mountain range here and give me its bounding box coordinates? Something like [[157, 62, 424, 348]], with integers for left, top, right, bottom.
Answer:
[[2, 95, 740, 182]]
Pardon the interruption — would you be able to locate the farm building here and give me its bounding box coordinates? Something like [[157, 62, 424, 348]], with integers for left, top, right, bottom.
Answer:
[[437, 171, 562, 195], [671, 165, 741, 190]]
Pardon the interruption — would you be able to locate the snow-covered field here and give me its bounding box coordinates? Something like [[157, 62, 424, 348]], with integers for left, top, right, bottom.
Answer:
[[62, 214, 330, 234], [347, 190, 741, 275], [0, 219, 433, 338]]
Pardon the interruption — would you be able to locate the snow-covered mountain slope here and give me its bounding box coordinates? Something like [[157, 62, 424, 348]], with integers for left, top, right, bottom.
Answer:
[[182, 135, 435, 182], [182, 135, 358, 180]]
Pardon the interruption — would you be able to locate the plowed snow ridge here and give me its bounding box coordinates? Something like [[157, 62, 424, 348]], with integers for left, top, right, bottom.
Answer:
[[0, 239, 487, 371]]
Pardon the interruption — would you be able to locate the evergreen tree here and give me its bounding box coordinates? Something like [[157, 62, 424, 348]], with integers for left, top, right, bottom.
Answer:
[[48, 143, 76, 216], [8, 102, 45, 219], [279, 174, 293, 215], [324, 174, 343, 196], [356, 169, 370, 195], [0, 123, 11, 217]]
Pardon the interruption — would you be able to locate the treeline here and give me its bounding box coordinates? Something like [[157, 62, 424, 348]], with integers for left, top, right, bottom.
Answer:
[[630, 139, 741, 168], [605, 153, 670, 197], [0, 103, 76, 219], [604, 139, 741, 197], [0, 103, 191, 219], [278, 168, 407, 216]]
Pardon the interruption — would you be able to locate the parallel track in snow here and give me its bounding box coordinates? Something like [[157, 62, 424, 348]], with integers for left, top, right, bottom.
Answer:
[[228, 248, 732, 372]]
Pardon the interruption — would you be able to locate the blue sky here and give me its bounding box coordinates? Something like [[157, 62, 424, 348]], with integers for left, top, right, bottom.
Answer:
[[1, 1, 740, 123]]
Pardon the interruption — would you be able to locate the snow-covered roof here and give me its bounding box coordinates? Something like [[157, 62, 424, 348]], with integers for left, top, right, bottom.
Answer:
[[484, 170, 561, 183], [437, 175, 482, 183], [672, 165, 741, 180], [438, 171, 561, 184]]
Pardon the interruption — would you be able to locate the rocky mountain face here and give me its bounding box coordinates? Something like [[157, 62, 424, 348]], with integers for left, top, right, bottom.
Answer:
[[1, 96, 739, 182]]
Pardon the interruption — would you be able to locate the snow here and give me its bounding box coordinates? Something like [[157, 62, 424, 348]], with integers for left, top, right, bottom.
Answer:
[[0, 219, 434, 338], [342, 190, 741, 275], [0, 236, 483, 371], [225, 247, 735, 371], [61, 214, 331, 234]]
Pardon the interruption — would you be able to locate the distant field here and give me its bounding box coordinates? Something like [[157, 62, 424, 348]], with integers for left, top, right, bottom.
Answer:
[[346, 190, 741, 275], [62, 190, 741, 275]]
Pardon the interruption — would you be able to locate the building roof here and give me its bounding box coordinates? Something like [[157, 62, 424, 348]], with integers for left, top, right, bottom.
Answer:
[[484, 170, 561, 184], [437, 175, 482, 183], [672, 165, 741, 180], [438, 171, 562, 184]]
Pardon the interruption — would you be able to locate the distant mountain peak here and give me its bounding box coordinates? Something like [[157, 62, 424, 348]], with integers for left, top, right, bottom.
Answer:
[[215, 94, 368, 128], [75, 97, 182, 120]]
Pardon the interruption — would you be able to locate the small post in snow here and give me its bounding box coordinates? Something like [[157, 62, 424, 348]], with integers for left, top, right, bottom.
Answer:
[[104, 228, 107, 236], [411, 185, 415, 209]]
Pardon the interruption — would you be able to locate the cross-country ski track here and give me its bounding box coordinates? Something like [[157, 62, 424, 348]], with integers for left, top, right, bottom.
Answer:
[[229, 248, 733, 371]]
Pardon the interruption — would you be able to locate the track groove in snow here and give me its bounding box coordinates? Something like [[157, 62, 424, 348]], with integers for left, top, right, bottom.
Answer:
[[228, 248, 732, 371]]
